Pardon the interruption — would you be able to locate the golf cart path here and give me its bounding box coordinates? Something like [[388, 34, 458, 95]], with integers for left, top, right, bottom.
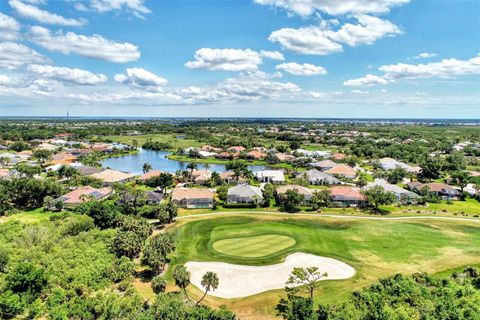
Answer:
[[186, 252, 355, 299], [178, 211, 480, 223]]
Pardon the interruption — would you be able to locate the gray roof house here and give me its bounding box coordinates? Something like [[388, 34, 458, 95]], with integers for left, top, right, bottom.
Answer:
[[227, 184, 263, 204], [301, 169, 341, 185], [310, 159, 337, 171], [366, 179, 420, 204]]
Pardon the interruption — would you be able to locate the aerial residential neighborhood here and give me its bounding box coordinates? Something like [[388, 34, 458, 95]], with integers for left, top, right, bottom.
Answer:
[[1, 0, 479, 319]]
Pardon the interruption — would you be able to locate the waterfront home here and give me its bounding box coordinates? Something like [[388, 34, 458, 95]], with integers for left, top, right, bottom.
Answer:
[[228, 146, 246, 153], [190, 169, 212, 185], [246, 150, 266, 160], [407, 182, 461, 200], [301, 169, 341, 185], [198, 150, 217, 158], [219, 171, 248, 184], [57, 186, 112, 208], [138, 170, 171, 181], [171, 187, 214, 208], [215, 151, 239, 160], [201, 145, 223, 152], [296, 149, 331, 158], [227, 184, 263, 204], [255, 170, 285, 184], [77, 166, 103, 176], [90, 169, 136, 186], [366, 179, 420, 204], [329, 186, 366, 207], [324, 164, 357, 179], [276, 185, 313, 204], [275, 153, 295, 162]]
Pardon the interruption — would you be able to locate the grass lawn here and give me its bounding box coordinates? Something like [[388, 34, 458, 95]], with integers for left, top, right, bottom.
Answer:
[[168, 214, 480, 319], [0, 208, 56, 223], [104, 134, 202, 150]]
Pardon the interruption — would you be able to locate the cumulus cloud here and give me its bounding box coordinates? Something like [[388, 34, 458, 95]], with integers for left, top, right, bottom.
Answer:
[[185, 48, 285, 71], [9, 0, 85, 26], [344, 55, 480, 86], [276, 62, 327, 76], [28, 25, 140, 63], [254, 0, 409, 16], [0, 12, 21, 41], [74, 0, 151, 18], [269, 15, 401, 55], [0, 74, 11, 86], [0, 42, 51, 69], [379, 56, 480, 79], [343, 74, 389, 86], [114, 68, 167, 87], [27, 64, 108, 85], [413, 52, 437, 59]]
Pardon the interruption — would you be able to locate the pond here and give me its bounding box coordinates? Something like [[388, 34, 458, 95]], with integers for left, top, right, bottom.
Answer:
[[101, 149, 272, 174]]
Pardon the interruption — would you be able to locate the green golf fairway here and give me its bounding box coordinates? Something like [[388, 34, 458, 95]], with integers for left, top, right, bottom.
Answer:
[[212, 234, 296, 257]]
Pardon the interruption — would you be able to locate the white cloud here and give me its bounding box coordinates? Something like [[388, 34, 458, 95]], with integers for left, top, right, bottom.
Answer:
[[0, 74, 11, 86], [260, 50, 284, 60], [276, 62, 327, 76], [0, 12, 21, 41], [9, 0, 85, 27], [27, 64, 108, 85], [185, 48, 281, 71], [74, 0, 151, 17], [343, 74, 389, 86], [269, 15, 401, 55], [254, 0, 409, 16], [379, 56, 480, 79], [28, 25, 140, 63], [0, 42, 51, 69], [413, 52, 437, 59], [114, 68, 167, 87]]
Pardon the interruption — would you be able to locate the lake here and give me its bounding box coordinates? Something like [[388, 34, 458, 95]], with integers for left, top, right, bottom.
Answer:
[[101, 149, 272, 174]]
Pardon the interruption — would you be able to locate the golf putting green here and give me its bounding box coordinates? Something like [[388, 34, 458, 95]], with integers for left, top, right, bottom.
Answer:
[[212, 234, 296, 258]]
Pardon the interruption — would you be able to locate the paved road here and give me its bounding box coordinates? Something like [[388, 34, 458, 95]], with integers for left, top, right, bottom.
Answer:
[[177, 211, 480, 223]]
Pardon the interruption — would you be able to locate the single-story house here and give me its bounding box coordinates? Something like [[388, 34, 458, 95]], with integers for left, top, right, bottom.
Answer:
[[215, 152, 239, 160], [366, 179, 420, 204], [407, 182, 461, 200], [324, 164, 357, 179], [228, 146, 246, 153], [57, 186, 112, 208], [0, 169, 11, 179], [255, 170, 285, 184], [201, 145, 223, 153], [311, 159, 337, 171], [276, 185, 313, 204], [191, 169, 212, 185], [332, 153, 347, 160], [219, 171, 248, 184], [90, 169, 136, 186], [171, 187, 214, 208], [227, 184, 263, 204], [301, 169, 341, 185], [246, 150, 266, 160], [138, 170, 170, 181], [198, 150, 217, 158], [77, 166, 103, 176], [275, 153, 295, 162], [378, 157, 419, 173], [329, 186, 366, 207], [124, 191, 163, 204]]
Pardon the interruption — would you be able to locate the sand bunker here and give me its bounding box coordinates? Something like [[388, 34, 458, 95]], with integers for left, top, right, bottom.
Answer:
[[185, 252, 355, 298]]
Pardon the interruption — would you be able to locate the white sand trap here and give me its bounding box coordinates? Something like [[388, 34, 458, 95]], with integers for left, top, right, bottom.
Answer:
[[185, 252, 355, 298]]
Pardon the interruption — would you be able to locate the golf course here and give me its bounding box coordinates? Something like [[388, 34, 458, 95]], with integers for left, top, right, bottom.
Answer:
[[169, 213, 480, 319]]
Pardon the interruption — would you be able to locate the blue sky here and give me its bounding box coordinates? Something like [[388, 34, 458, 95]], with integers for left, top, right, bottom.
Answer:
[[0, 0, 479, 118]]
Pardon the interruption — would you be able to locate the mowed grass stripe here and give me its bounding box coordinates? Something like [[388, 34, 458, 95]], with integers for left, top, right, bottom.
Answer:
[[212, 234, 296, 258]]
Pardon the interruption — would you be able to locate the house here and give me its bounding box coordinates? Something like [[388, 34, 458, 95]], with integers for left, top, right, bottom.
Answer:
[[407, 182, 461, 200], [198, 150, 217, 158], [77, 166, 103, 176], [332, 153, 347, 160], [0, 169, 11, 179], [215, 152, 239, 160], [329, 186, 366, 207], [190, 169, 212, 185], [275, 153, 295, 162], [90, 169, 136, 186], [378, 157, 419, 173], [311, 159, 337, 171], [366, 179, 420, 204], [246, 150, 266, 160], [276, 185, 313, 204], [124, 191, 163, 204], [228, 146, 246, 153], [227, 184, 263, 204], [219, 171, 248, 184], [301, 169, 341, 185], [201, 145, 223, 153], [57, 186, 112, 208], [255, 170, 285, 184], [171, 187, 214, 208], [324, 164, 357, 179], [138, 170, 168, 181]]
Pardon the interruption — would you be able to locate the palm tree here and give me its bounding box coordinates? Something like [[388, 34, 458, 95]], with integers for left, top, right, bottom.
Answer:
[[210, 171, 220, 186], [196, 271, 219, 305], [203, 163, 210, 171], [186, 162, 198, 182], [143, 162, 152, 174], [173, 265, 191, 300]]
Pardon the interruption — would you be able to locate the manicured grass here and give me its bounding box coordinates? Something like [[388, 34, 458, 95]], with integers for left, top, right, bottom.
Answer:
[[212, 234, 296, 258], [0, 208, 56, 223], [104, 134, 202, 150], [169, 214, 480, 319]]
